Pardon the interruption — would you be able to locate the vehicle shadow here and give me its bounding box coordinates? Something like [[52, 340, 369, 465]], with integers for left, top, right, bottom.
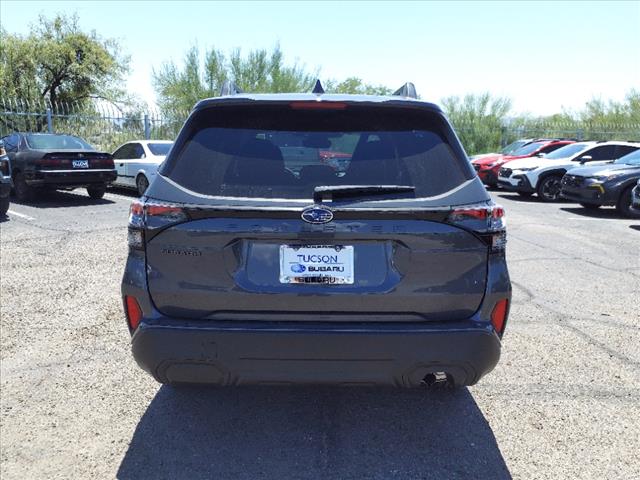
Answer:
[[629, 225, 640, 231], [117, 386, 511, 480], [560, 207, 629, 220], [10, 189, 114, 208], [494, 192, 568, 204], [108, 186, 139, 198]]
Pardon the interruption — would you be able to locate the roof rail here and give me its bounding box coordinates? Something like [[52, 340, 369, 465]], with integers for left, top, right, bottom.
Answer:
[[219, 80, 244, 96], [311, 79, 325, 94], [392, 82, 418, 99]]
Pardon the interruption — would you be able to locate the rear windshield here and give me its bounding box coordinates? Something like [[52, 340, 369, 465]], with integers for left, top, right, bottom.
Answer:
[[26, 134, 94, 150], [162, 104, 472, 200], [148, 142, 173, 156]]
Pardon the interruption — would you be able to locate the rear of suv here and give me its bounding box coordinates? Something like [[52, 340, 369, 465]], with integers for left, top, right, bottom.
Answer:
[[122, 84, 511, 388]]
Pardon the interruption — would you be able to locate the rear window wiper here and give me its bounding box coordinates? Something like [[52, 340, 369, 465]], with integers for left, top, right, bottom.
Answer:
[[313, 185, 415, 203]]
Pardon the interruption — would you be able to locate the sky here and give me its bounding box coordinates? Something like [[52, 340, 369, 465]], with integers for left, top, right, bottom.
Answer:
[[1, 0, 639, 116]]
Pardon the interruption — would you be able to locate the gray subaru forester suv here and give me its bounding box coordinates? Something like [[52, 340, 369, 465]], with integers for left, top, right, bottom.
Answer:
[[122, 83, 511, 388]]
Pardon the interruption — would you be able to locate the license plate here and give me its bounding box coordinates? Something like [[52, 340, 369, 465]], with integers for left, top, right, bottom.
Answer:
[[280, 245, 354, 284], [72, 159, 89, 168]]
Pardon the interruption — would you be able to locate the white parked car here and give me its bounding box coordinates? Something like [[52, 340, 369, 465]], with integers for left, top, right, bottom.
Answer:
[[111, 140, 173, 195], [497, 141, 640, 201]]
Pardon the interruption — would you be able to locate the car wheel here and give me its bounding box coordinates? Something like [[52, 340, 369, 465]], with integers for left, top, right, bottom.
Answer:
[[87, 185, 106, 200], [616, 186, 637, 218], [136, 174, 149, 196], [579, 202, 600, 210], [13, 172, 35, 202], [536, 175, 563, 202], [517, 191, 533, 198], [0, 196, 9, 216]]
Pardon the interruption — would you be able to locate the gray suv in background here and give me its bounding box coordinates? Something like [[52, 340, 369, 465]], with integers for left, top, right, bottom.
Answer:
[[121, 83, 512, 388]]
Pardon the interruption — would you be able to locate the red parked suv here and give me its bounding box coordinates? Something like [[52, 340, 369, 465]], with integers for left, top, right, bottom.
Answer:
[[472, 139, 575, 187]]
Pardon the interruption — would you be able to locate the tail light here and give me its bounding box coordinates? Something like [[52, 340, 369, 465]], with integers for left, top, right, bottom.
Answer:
[[124, 295, 143, 330], [491, 299, 509, 335], [447, 204, 507, 252], [128, 199, 188, 250]]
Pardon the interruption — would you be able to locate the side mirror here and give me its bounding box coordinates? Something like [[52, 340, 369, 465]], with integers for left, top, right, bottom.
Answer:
[[579, 155, 593, 164]]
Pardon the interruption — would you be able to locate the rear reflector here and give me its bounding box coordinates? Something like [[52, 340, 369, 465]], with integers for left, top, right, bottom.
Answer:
[[125, 296, 143, 330], [491, 299, 509, 334]]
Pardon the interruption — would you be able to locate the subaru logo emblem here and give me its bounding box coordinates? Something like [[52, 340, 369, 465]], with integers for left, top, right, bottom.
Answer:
[[301, 206, 334, 224]]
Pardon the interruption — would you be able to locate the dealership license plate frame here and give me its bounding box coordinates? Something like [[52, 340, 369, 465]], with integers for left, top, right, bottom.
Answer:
[[279, 245, 354, 285]]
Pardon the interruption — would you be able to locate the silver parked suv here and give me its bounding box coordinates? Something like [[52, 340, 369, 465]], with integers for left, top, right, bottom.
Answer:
[[121, 82, 512, 388]]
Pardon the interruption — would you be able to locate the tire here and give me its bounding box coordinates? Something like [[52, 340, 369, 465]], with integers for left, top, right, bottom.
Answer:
[[87, 185, 106, 199], [0, 196, 9, 216], [136, 174, 149, 196], [579, 202, 600, 210], [536, 175, 563, 202], [616, 186, 637, 218], [517, 191, 533, 198], [13, 172, 35, 202]]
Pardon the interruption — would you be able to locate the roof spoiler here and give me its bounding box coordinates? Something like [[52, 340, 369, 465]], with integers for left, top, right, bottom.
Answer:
[[392, 82, 418, 99], [219, 80, 244, 96]]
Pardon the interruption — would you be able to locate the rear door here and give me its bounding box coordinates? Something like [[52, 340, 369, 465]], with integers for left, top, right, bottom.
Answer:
[[144, 101, 491, 322]]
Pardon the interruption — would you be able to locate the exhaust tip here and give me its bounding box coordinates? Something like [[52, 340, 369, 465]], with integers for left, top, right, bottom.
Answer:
[[421, 371, 450, 388]]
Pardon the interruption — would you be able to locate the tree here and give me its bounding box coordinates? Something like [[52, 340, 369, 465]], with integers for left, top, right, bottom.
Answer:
[[441, 93, 512, 154], [0, 13, 130, 132], [0, 13, 129, 107], [153, 44, 317, 114], [324, 77, 392, 95]]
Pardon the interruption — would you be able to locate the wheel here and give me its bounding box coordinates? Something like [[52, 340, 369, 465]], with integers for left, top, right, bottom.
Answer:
[[12, 172, 35, 202], [136, 174, 149, 196], [517, 191, 533, 198], [0, 196, 9, 216], [616, 186, 637, 218], [536, 175, 563, 202], [87, 185, 106, 199], [579, 202, 600, 210]]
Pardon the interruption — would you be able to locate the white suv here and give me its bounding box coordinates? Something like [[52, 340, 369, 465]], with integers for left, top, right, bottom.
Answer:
[[497, 141, 640, 201]]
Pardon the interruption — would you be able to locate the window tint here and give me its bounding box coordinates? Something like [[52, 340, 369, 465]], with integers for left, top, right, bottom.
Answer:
[[25, 134, 93, 150], [614, 145, 639, 158], [163, 105, 471, 200], [582, 145, 617, 161], [113, 143, 143, 159], [147, 143, 173, 156]]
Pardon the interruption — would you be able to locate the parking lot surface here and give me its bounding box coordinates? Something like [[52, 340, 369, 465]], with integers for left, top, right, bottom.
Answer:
[[1, 188, 639, 479]]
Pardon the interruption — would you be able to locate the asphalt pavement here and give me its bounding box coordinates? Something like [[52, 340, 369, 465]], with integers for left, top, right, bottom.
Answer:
[[1, 187, 639, 479]]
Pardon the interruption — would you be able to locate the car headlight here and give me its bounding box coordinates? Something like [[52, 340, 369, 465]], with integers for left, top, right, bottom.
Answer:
[[590, 173, 624, 182]]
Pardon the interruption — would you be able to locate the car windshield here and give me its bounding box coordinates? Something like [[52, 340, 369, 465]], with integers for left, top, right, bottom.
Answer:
[[501, 140, 528, 155], [543, 143, 591, 160], [148, 142, 173, 156], [162, 104, 472, 200], [25, 134, 94, 150], [509, 141, 547, 156], [614, 149, 640, 165]]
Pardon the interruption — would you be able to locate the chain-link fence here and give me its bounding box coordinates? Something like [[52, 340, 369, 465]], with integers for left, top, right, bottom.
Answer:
[[1, 98, 638, 154]]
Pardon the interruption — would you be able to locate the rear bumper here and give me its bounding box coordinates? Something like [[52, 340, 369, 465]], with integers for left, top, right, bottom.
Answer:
[[25, 169, 117, 187], [131, 319, 501, 387]]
